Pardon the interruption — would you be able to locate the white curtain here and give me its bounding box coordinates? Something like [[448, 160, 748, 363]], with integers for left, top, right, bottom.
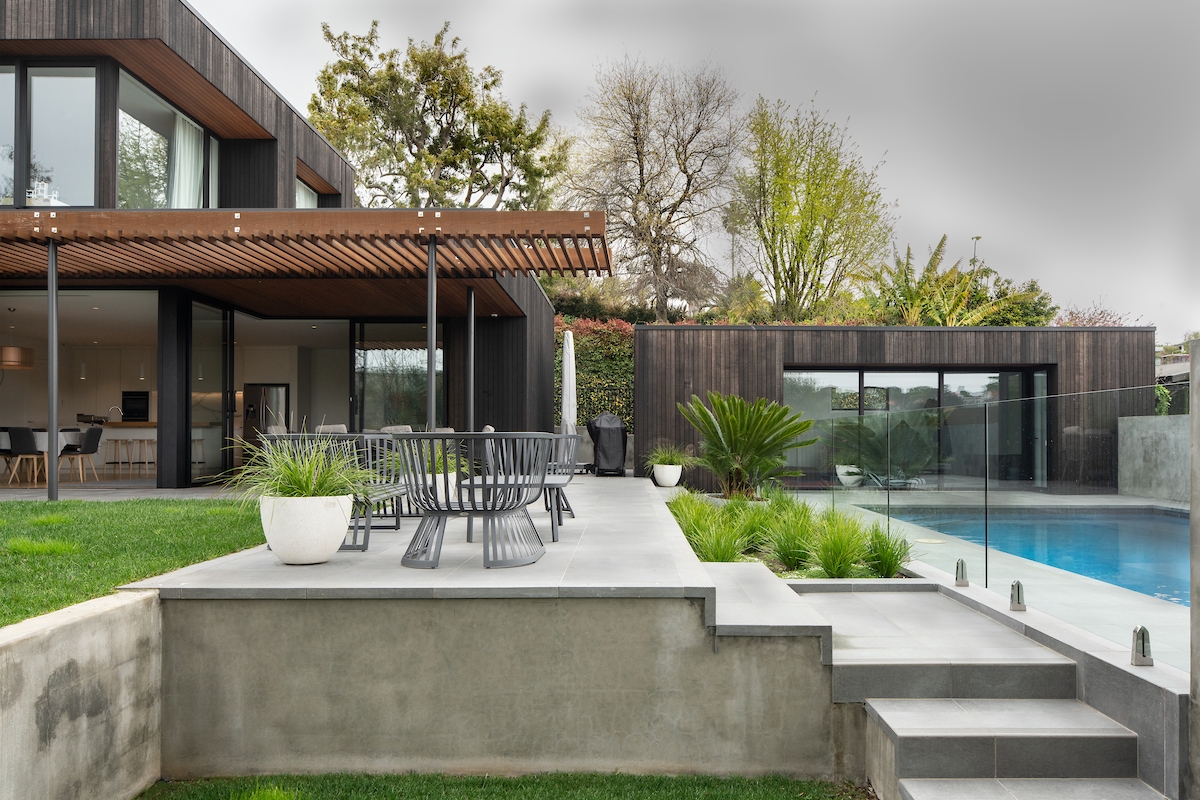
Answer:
[[166, 114, 203, 209], [561, 331, 577, 437]]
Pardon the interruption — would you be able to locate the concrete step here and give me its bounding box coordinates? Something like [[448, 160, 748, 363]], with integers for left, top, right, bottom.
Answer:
[[866, 698, 1138, 800], [833, 661, 1076, 703], [899, 778, 1166, 800]]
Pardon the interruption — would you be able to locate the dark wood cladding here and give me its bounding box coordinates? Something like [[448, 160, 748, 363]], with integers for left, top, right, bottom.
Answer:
[[0, 0, 355, 204], [219, 139, 275, 208], [634, 325, 1157, 487], [450, 275, 554, 433]]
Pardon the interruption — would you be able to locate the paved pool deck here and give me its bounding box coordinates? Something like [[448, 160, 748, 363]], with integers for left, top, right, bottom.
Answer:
[[788, 489, 1192, 671]]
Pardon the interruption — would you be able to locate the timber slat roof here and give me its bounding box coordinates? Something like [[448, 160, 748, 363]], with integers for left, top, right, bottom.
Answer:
[[0, 210, 609, 280]]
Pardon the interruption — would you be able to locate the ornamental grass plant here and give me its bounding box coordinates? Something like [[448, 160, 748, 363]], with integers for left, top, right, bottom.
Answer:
[[666, 489, 912, 579], [228, 436, 375, 500]]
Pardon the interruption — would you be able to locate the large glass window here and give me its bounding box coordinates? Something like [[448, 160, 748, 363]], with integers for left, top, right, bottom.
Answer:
[[207, 136, 219, 208], [862, 371, 939, 413], [0, 66, 14, 205], [355, 323, 443, 431], [783, 370, 859, 482], [28, 67, 95, 206], [118, 71, 203, 209], [296, 178, 318, 208]]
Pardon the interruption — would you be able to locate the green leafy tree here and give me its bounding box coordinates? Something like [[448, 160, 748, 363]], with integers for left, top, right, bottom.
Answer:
[[730, 98, 893, 321], [116, 113, 168, 209], [309, 21, 567, 209]]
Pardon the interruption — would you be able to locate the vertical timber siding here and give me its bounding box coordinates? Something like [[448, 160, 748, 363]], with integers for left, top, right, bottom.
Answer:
[[634, 326, 1156, 488]]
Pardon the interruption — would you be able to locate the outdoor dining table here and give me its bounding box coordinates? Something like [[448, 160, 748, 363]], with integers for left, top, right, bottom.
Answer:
[[0, 430, 83, 484], [392, 432, 554, 569]]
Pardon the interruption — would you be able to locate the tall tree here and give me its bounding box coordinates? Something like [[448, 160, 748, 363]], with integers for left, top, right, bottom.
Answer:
[[309, 21, 567, 209], [569, 58, 739, 323], [730, 98, 893, 321]]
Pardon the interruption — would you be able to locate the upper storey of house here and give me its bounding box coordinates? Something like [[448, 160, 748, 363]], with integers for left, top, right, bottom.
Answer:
[[0, 0, 354, 210]]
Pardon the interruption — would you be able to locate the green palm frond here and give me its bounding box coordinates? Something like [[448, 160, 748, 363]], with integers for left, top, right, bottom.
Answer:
[[677, 391, 816, 498]]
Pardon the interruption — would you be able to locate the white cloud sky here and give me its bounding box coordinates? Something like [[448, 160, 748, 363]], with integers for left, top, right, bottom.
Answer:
[[190, 0, 1200, 340]]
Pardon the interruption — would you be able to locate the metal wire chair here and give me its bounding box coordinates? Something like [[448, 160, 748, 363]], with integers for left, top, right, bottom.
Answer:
[[541, 434, 581, 542], [393, 432, 553, 569]]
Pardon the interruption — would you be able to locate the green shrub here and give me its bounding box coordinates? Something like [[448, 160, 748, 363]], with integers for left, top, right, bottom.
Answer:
[[678, 391, 816, 498], [5, 537, 79, 556], [762, 502, 815, 570], [722, 499, 775, 552], [865, 524, 913, 578], [666, 490, 713, 540], [811, 509, 869, 578]]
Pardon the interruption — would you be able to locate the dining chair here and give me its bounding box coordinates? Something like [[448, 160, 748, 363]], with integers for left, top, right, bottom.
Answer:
[[542, 434, 581, 543], [59, 426, 104, 482], [7, 427, 43, 484]]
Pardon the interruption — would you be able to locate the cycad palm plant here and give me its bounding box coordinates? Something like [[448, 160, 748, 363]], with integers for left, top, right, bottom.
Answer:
[[677, 391, 816, 498]]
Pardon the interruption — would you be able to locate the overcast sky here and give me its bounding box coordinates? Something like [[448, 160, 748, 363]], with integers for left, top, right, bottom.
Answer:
[[190, 0, 1200, 341]]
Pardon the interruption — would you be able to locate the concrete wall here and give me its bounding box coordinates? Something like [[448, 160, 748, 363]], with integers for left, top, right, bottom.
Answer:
[[0, 591, 161, 800], [160, 597, 836, 778], [1118, 415, 1191, 503]]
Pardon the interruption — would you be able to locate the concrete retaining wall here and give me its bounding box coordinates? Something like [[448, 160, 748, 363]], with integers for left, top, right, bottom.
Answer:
[[0, 591, 161, 800], [160, 597, 836, 778], [1118, 415, 1190, 503]]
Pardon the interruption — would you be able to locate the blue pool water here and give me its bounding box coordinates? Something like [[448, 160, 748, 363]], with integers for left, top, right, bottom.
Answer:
[[880, 508, 1191, 605]]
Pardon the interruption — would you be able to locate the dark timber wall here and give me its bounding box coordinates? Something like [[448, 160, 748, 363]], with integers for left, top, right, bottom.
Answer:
[[634, 325, 1156, 489], [0, 0, 354, 206]]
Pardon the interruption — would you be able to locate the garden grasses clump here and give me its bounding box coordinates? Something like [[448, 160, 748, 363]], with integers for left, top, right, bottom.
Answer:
[[643, 443, 697, 469], [666, 489, 912, 579], [810, 508, 870, 578], [866, 523, 914, 578], [228, 436, 375, 500], [762, 502, 814, 571], [5, 537, 79, 556]]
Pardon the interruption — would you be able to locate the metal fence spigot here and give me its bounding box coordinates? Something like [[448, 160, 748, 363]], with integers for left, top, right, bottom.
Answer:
[[1131, 626, 1153, 666], [955, 559, 968, 587], [1009, 580, 1026, 611]]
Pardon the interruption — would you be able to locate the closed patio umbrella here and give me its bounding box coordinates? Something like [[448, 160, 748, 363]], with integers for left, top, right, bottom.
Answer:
[[561, 331, 577, 437]]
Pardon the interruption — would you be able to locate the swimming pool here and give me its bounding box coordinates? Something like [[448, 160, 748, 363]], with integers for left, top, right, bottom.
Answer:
[[877, 507, 1191, 605]]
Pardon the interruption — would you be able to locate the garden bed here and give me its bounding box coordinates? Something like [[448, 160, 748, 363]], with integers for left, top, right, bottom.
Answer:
[[667, 490, 911, 579], [0, 499, 263, 627]]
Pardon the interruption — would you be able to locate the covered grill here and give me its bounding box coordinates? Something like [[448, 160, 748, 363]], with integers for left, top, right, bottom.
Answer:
[[586, 412, 627, 476]]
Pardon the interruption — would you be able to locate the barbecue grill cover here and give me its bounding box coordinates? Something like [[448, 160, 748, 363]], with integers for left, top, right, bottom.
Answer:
[[587, 412, 627, 475]]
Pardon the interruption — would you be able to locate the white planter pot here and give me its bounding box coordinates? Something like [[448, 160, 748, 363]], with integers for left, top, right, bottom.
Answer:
[[835, 464, 864, 488], [259, 495, 353, 565], [652, 464, 683, 487]]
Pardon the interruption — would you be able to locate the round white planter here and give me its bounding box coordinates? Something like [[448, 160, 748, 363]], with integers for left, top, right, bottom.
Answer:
[[259, 495, 353, 565], [835, 464, 864, 488], [652, 464, 683, 487]]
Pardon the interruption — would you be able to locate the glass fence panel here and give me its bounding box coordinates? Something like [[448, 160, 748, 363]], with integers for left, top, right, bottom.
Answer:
[[978, 386, 1190, 670]]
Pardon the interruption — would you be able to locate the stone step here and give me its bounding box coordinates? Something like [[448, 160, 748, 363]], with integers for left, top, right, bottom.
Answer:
[[866, 699, 1138, 800], [899, 778, 1167, 800], [833, 661, 1076, 703]]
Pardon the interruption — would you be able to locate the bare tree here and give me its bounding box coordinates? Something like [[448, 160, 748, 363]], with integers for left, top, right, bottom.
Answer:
[[568, 58, 739, 322]]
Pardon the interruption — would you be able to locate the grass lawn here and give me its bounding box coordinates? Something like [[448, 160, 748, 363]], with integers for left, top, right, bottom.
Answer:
[[0, 499, 263, 628], [138, 774, 871, 799]]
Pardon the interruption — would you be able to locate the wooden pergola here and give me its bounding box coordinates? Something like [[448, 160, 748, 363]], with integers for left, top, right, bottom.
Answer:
[[0, 209, 608, 499]]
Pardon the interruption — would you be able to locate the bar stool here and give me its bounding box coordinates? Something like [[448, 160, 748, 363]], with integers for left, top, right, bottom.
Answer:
[[130, 438, 156, 474], [104, 437, 131, 476], [191, 435, 206, 473]]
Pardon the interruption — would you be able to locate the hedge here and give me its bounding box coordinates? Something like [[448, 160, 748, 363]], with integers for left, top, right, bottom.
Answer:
[[554, 316, 635, 432]]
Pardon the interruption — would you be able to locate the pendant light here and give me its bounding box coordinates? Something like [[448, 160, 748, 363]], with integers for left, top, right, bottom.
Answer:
[[1, 308, 34, 370]]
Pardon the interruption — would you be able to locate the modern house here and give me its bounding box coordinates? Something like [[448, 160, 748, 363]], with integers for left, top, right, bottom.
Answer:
[[634, 324, 1157, 492], [0, 0, 608, 489]]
